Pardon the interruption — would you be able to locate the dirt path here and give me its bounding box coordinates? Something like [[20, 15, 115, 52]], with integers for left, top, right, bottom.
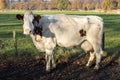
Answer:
[[0, 55, 119, 80]]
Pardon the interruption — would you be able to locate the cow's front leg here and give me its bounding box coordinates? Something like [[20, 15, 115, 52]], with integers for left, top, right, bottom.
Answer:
[[45, 38, 56, 72], [45, 48, 55, 72], [94, 52, 101, 70], [45, 53, 56, 72], [46, 50, 53, 72], [51, 54, 56, 69]]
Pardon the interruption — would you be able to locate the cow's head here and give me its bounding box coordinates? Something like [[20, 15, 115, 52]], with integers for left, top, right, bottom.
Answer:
[[16, 11, 41, 35]]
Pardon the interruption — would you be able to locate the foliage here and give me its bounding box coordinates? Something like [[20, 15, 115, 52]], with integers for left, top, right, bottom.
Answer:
[[117, 0, 120, 8], [70, 0, 82, 10], [57, 0, 69, 10], [86, 3, 91, 10], [0, 0, 6, 10], [51, 0, 58, 9], [101, 0, 114, 11], [95, 2, 101, 9], [2, 0, 120, 11]]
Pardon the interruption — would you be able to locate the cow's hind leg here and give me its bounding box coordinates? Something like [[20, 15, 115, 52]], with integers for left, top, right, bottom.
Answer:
[[94, 47, 102, 70], [86, 52, 95, 67], [94, 52, 101, 70], [88, 39, 102, 69], [88, 41, 102, 70]]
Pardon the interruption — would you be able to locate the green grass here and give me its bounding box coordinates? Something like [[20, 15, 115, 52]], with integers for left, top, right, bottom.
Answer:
[[0, 11, 120, 61]]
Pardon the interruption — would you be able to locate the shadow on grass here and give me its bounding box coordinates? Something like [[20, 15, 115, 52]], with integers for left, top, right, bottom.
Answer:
[[105, 45, 120, 61]]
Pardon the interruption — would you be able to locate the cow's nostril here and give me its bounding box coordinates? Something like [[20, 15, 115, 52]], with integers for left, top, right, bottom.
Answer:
[[24, 29, 31, 35], [25, 29, 29, 32]]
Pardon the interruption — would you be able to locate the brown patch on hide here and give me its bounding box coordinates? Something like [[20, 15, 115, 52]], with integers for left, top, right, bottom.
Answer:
[[79, 29, 86, 37], [33, 26, 42, 37], [32, 15, 43, 41]]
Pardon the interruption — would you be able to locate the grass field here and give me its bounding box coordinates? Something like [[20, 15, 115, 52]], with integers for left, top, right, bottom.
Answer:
[[0, 11, 120, 61]]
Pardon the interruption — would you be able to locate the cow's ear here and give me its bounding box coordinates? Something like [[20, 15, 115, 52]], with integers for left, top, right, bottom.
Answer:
[[16, 14, 23, 20], [35, 15, 41, 21]]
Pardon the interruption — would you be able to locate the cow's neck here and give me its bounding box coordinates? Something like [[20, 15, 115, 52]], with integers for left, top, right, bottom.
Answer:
[[30, 34, 41, 42], [30, 34, 36, 42], [30, 34, 45, 52]]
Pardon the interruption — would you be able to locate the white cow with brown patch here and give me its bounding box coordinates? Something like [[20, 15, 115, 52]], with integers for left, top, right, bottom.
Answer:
[[16, 10, 104, 72]]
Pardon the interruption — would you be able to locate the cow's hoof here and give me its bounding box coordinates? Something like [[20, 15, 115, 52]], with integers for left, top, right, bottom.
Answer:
[[46, 68, 51, 73], [86, 61, 92, 67], [94, 65, 99, 70], [46, 66, 51, 72], [52, 63, 56, 69], [86, 64, 90, 67]]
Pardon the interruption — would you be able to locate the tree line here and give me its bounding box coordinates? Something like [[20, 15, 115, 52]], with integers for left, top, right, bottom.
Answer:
[[0, 0, 120, 11]]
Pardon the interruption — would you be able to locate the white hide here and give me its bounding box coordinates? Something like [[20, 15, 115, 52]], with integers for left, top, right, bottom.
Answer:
[[22, 11, 104, 71]]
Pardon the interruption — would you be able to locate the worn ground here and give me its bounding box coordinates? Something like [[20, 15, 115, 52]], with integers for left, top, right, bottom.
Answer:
[[0, 53, 119, 80]]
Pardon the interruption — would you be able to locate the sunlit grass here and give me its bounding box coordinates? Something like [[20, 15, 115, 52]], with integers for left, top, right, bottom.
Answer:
[[0, 11, 120, 61]]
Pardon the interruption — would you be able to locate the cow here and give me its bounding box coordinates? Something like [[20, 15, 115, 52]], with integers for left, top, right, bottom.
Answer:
[[16, 10, 104, 72]]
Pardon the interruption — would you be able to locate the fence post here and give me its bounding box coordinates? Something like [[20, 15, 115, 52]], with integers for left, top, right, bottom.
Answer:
[[102, 32, 105, 50], [13, 31, 18, 56]]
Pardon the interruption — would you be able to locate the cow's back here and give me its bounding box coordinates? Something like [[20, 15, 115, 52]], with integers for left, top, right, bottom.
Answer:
[[42, 15, 103, 48]]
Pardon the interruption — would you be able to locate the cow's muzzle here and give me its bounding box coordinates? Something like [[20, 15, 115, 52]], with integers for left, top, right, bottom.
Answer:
[[24, 29, 32, 35]]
